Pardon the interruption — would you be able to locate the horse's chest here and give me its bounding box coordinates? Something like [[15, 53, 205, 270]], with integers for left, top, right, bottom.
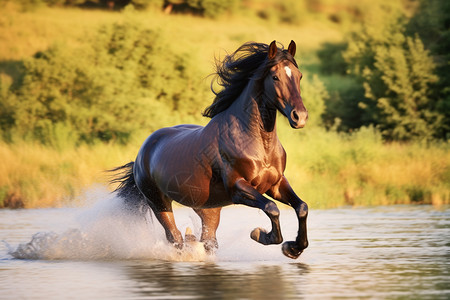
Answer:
[[219, 135, 285, 193], [250, 163, 281, 192], [231, 155, 283, 193]]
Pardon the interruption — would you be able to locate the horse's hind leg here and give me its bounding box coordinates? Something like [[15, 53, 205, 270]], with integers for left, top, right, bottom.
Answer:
[[153, 208, 184, 248], [193, 207, 221, 253], [135, 173, 184, 248]]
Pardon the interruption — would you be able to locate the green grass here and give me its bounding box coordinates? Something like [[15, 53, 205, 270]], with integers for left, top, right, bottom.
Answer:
[[0, 140, 137, 208], [279, 124, 450, 208], [1, 124, 448, 209]]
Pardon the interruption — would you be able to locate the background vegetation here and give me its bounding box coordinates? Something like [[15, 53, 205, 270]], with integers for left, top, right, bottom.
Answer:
[[0, 0, 448, 208]]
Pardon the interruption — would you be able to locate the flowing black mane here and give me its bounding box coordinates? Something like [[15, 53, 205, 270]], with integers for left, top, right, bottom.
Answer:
[[203, 42, 298, 118]]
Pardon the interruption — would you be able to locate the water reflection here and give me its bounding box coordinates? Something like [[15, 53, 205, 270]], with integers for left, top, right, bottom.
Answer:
[[124, 261, 310, 299]]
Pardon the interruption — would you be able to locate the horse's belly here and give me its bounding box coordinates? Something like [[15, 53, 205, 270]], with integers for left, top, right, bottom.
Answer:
[[142, 124, 231, 208], [161, 165, 231, 208], [161, 169, 207, 207], [204, 182, 233, 208]]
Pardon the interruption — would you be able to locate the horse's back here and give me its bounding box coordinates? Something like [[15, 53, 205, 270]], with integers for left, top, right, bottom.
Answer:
[[134, 124, 229, 208], [135, 124, 204, 176]]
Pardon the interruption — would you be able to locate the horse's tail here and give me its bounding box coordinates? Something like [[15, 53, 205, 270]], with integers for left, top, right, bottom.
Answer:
[[108, 162, 146, 210]]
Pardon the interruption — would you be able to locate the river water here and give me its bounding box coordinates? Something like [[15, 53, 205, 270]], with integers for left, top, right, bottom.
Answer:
[[1, 192, 449, 299]]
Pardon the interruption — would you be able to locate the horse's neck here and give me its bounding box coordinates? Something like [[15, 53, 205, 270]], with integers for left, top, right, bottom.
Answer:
[[229, 82, 278, 145]]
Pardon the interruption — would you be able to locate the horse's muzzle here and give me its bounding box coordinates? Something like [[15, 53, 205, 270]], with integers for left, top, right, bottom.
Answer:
[[289, 109, 308, 129]]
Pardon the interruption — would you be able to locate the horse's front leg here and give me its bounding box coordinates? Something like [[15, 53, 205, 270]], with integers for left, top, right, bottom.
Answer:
[[231, 178, 283, 245], [269, 176, 308, 259]]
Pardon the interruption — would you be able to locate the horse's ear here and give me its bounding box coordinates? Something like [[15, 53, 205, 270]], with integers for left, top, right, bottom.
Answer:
[[268, 40, 277, 60], [288, 40, 296, 57]]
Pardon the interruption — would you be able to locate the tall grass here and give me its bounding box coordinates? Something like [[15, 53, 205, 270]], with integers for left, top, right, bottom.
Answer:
[[0, 140, 136, 208], [1, 126, 448, 208], [279, 124, 450, 208]]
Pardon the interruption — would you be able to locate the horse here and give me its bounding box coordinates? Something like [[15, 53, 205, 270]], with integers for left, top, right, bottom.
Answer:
[[110, 40, 309, 259]]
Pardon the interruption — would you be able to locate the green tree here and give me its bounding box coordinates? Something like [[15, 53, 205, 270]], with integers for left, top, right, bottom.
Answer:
[[1, 18, 207, 146], [343, 10, 442, 141], [407, 0, 450, 139], [165, 0, 237, 18], [301, 74, 328, 127]]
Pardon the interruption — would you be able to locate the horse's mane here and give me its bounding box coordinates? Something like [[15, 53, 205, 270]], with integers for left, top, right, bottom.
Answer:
[[203, 42, 298, 118]]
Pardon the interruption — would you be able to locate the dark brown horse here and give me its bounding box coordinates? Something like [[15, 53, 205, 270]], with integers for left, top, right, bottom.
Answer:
[[111, 40, 309, 259]]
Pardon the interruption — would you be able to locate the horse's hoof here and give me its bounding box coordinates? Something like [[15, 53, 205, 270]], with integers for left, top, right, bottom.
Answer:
[[251, 228, 283, 245], [203, 239, 218, 255], [282, 241, 302, 259], [250, 227, 268, 244], [185, 227, 197, 243]]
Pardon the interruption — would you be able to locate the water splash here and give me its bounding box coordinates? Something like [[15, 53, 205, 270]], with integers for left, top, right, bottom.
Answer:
[[8, 191, 212, 262]]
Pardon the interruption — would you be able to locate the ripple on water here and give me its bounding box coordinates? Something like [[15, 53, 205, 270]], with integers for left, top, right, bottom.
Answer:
[[1, 196, 449, 299]]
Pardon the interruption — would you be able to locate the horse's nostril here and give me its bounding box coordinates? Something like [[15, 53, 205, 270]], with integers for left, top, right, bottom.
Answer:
[[291, 110, 299, 122]]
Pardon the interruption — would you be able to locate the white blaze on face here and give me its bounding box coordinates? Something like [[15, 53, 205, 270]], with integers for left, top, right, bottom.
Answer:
[[284, 66, 292, 78]]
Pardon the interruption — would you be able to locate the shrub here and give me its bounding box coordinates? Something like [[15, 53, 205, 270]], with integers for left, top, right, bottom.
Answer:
[[321, 75, 366, 132], [344, 12, 442, 141], [1, 18, 207, 146], [301, 74, 327, 127], [407, 0, 450, 140], [317, 3, 448, 141], [316, 42, 347, 75], [320, 4, 446, 142]]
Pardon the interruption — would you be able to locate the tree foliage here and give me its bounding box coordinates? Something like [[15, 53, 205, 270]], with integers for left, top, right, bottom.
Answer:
[[407, 0, 450, 140], [344, 18, 441, 141], [0, 18, 207, 147], [301, 74, 327, 127], [319, 2, 448, 141], [1, 0, 236, 17]]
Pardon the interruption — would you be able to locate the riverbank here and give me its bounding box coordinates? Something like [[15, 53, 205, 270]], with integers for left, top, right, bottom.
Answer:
[[1, 126, 448, 209]]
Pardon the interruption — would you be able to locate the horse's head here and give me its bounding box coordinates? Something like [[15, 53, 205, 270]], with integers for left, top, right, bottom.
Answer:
[[263, 40, 308, 129]]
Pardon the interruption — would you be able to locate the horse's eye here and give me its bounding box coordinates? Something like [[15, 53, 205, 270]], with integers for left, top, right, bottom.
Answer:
[[272, 76, 279, 81]]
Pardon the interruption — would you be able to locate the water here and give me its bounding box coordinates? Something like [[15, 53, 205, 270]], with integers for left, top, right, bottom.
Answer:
[[1, 192, 449, 299]]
